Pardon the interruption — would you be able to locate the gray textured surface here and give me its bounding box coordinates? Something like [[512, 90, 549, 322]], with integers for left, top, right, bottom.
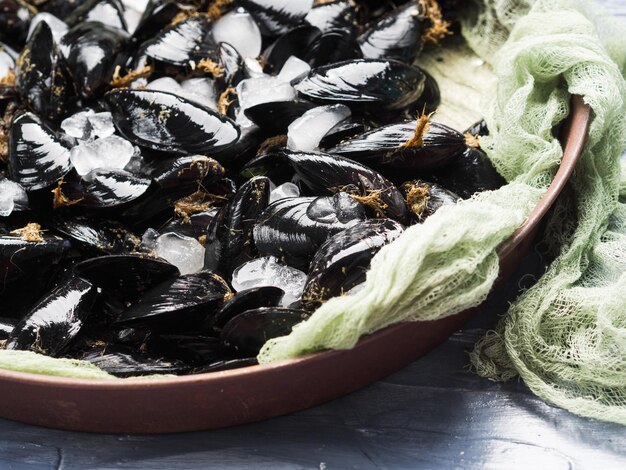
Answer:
[[1, 3, 625, 469]]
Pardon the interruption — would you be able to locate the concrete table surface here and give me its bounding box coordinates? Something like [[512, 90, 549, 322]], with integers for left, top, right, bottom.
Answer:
[[1, 2, 625, 469]]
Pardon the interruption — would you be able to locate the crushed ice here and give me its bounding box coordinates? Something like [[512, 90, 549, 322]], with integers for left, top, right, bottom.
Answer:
[[69, 135, 136, 176], [155, 232, 205, 275], [287, 104, 351, 151], [0, 178, 29, 217]]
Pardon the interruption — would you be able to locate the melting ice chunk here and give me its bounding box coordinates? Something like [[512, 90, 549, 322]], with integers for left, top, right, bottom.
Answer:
[[180, 77, 218, 110], [28, 13, 68, 44], [146, 77, 182, 95], [287, 104, 351, 151], [231, 256, 307, 306], [61, 110, 115, 140], [211, 8, 262, 59], [236, 76, 296, 111], [0, 178, 29, 217], [155, 232, 205, 275], [69, 136, 135, 176], [88, 113, 115, 139], [243, 57, 265, 78], [278, 56, 311, 85], [269, 182, 300, 204], [141, 228, 159, 251]]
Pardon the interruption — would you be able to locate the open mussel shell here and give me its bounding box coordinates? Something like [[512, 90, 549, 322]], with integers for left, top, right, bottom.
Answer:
[[104, 89, 240, 154], [6, 277, 96, 357], [16, 21, 75, 123], [141, 14, 218, 69], [220, 306, 310, 356], [253, 193, 366, 269], [50, 216, 141, 254], [203, 286, 285, 333], [329, 119, 466, 172], [0, 232, 71, 293], [401, 180, 459, 222], [60, 21, 128, 99], [302, 219, 404, 308], [8, 112, 72, 191], [204, 176, 271, 277], [64, 0, 128, 31], [115, 271, 232, 331], [0, 317, 16, 340], [285, 150, 409, 223], [431, 146, 506, 199], [238, 0, 314, 36], [66, 169, 152, 208], [358, 1, 426, 64], [295, 59, 426, 113], [72, 254, 180, 305], [82, 344, 190, 377], [304, 0, 360, 35]]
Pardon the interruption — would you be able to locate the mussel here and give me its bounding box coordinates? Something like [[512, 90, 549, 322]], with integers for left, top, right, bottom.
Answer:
[[401, 179, 459, 222], [238, 0, 314, 36]]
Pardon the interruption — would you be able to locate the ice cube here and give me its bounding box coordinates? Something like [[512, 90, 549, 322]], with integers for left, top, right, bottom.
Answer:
[[236, 76, 296, 111], [0, 178, 28, 217], [86, 112, 115, 139], [146, 77, 183, 95], [211, 8, 262, 59], [243, 57, 265, 78], [69, 135, 135, 176], [287, 104, 351, 151], [278, 56, 311, 85], [180, 78, 218, 109], [61, 109, 95, 140], [141, 228, 159, 251], [28, 13, 68, 44], [269, 182, 300, 203], [155, 232, 205, 275], [231, 256, 307, 306]]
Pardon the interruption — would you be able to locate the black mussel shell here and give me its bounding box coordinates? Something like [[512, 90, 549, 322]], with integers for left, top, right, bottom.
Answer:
[[285, 150, 409, 223], [221, 306, 309, 356], [0, 0, 31, 50], [238, 0, 314, 36], [16, 22, 75, 122], [358, 1, 426, 64], [261, 25, 320, 74], [64, 0, 128, 31], [132, 0, 196, 44], [302, 218, 404, 308], [239, 150, 293, 185], [329, 118, 465, 172], [245, 100, 317, 135], [115, 271, 232, 330], [151, 334, 224, 364], [6, 277, 96, 356], [303, 29, 363, 69], [204, 286, 285, 333], [141, 14, 218, 69], [151, 155, 225, 191], [253, 193, 366, 269], [304, 0, 359, 35], [50, 216, 141, 254], [0, 317, 16, 340], [72, 254, 180, 305], [411, 68, 440, 115], [41, 0, 92, 20], [104, 89, 240, 154], [465, 119, 489, 137], [8, 112, 72, 191], [401, 180, 459, 222], [295, 59, 425, 113], [159, 210, 217, 239], [319, 118, 367, 149], [215, 42, 245, 91], [82, 344, 190, 377], [204, 176, 271, 277], [431, 146, 505, 199], [60, 21, 128, 99], [0, 232, 71, 294], [190, 356, 257, 373], [66, 169, 152, 208]]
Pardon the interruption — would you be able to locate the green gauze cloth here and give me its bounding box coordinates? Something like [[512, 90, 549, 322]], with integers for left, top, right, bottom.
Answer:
[[259, 0, 626, 426]]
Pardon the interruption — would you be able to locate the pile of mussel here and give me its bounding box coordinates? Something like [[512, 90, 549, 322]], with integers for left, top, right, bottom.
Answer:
[[0, 0, 504, 377]]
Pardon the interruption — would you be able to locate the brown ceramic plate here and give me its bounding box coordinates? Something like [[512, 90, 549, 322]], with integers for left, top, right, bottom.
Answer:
[[0, 97, 591, 434]]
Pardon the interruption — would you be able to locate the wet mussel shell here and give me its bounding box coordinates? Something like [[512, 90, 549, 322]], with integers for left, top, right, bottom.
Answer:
[[131, 0, 197, 45], [253, 193, 366, 269], [401, 180, 459, 222], [329, 119, 466, 172], [16, 21, 75, 122], [244, 100, 317, 135], [64, 0, 128, 31], [302, 219, 405, 308], [82, 344, 190, 377], [295, 59, 426, 113], [50, 216, 141, 254], [6, 277, 96, 357], [60, 21, 128, 100], [190, 356, 258, 374], [65, 169, 153, 209], [104, 89, 240, 154], [151, 334, 224, 365], [304, 0, 360, 35], [203, 285, 285, 333], [8, 112, 72, 191], [0, 317, 16, 340], [238, 0, 314, 36], [115, 271, 232, 331], [285, 150, 409, 223], [220, 306, 310, 356], [304, 29, 363, 69], [204, 176, 271, 277]]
